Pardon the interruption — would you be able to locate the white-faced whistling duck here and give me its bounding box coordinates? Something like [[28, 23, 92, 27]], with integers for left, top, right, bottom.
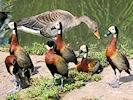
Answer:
[[6, 22, 34, 89], [50, 22, 78, 64], [105, 26, 131, 88], [77, 45, 100, 74], [5, 55, 21, 94], [17, 9, 100, 39], [45, 41, 68, 90]]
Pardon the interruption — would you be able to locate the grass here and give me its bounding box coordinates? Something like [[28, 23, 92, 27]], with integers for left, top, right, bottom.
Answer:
[[7, 69, 101, 100], [0, 42, 47, 55], [7, 93, 21, 100], [23, 42, 47, 55]]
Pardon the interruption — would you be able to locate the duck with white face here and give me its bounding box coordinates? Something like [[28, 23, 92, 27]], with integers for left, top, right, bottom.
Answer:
[[76, 45, 100, 74], [105, 26, 131, 88], [50, 22, 78, 64], [5, 21, 34, 90], [5, 55, 21, 94], [45, 41, 68, 90]]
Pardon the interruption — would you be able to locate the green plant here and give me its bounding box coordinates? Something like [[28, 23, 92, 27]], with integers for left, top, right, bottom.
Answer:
[[7, 93, 21, 100], [24, 42, 47, 55]]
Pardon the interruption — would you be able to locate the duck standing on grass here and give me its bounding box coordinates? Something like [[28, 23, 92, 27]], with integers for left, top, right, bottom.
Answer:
[[50, 22, 78, 64], [76, 45, 100, 74], [17, 9, 100, 39], [105, 26, 131, 88], [5, 22, 34, 92], [45, 41, 68, 90]]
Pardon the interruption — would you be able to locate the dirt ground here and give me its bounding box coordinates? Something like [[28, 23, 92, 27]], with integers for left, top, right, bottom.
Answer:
[[0, 51, 133, 100]]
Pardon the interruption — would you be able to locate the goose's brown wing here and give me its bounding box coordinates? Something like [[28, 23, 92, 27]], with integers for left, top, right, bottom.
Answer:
[[18, 10, 74, 31]]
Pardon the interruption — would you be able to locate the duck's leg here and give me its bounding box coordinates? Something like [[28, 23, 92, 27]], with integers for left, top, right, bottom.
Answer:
[[108, 70, 119, 88], [57, 76, 64, 90], [8, 74, 21, 94], [45, 76, 55, 89]]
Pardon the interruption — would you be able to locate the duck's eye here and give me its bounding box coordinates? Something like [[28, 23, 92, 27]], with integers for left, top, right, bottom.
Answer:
[[94, 30, 97, 32]]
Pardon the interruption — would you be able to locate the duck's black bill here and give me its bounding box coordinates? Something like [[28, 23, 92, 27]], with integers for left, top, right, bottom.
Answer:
[[5, 27, 10, 30], [51, 26, 56, 30], [77, 50, 83, 56], [104, 31, 111, 37]]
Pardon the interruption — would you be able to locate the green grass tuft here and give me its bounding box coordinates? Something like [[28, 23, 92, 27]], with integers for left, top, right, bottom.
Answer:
[[7, 68, 101, 99], [24, 42, 47, 55], [7, 93, 21, 100]]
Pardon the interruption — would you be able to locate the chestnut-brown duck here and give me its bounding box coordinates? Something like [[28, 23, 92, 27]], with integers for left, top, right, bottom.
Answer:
[[105, 26, 131, 88], [45, 41, 68, 90], [76, 45, 100, 74]]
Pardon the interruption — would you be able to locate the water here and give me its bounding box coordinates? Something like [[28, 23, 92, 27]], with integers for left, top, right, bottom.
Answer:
[[0, 0, 133, 51]]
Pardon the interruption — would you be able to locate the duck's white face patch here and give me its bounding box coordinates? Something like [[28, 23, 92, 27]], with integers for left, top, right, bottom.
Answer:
[[55, 22, 60, 29], [8, 22, 15, 29], [80, 45, 87, 53], [108, 26, 116, 34]]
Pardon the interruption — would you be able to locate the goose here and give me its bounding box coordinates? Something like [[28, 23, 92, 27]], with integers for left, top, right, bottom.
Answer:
[[105, 26, 131, 88], [16, 9, 100, 39]]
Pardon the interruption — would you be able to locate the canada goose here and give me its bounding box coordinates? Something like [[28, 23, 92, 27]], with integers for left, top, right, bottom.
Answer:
[[105, 26, 131, 88], [51, 22, 77, 64], [77, 45, 100, 74], [45, 41, 68, 89], [7, 22, 34, 88], [15, 10, 100, 39]]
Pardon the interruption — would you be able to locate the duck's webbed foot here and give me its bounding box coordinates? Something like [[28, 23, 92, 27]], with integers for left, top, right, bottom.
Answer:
[[108, 81, 119, 88], [8, 78, 21, 94], [7, 86, 21, 94], [7, 81, 21, 94]]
